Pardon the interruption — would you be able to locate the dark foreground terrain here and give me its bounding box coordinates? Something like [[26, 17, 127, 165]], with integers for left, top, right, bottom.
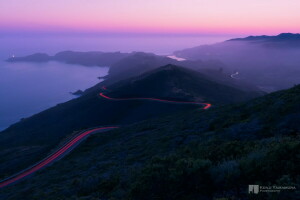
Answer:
[[1, 35, 299, 199], [0, 82, 299, 199], [0, 64, 262, 180]]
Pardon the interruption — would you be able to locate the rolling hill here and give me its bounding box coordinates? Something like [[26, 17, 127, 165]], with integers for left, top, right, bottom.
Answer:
[[85, 52, 259, 94], [0, 64, 262, 179], [107, 64, 263, 104], [0, 84, 298, 199]]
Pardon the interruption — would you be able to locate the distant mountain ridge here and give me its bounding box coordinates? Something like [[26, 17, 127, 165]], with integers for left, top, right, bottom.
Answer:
[[0, 64, 263, 179], [228, 33, 300, 42], [227, 33, 300, 48], [6, 51, 130, 66]]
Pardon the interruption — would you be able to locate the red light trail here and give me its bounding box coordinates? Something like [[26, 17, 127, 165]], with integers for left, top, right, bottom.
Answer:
[[0, 86, 211, 188], [0, 127, 117, 188], [99, 86, 211, 109]]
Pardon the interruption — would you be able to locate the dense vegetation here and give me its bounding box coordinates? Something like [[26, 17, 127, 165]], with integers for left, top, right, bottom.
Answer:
[[0, 64, 262, 179], [1, 85, 299, 200]]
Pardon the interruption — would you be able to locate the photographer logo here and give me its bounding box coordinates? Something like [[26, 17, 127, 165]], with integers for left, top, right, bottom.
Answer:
[[249, 185, 259, 194]]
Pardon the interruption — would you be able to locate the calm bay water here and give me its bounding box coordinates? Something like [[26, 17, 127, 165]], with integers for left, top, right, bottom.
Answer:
[[0, 35, 234, 130], [0, 61, 108, 130]]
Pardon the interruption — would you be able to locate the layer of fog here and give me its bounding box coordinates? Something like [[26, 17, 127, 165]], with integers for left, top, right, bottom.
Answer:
[[175, 41, 300, 91]]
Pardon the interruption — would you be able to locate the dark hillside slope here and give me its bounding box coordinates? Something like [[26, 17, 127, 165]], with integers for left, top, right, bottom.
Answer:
[[1, 85, 299, 200], [0, 90, 195, 178], [0, 64, 262, 178], [105, 52, 228, 84], [108, 64, 263, 104], [86, 52, 261, 95]]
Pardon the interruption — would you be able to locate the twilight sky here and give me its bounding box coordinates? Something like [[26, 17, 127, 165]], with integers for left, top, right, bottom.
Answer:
[[0, 0, 299, 35]]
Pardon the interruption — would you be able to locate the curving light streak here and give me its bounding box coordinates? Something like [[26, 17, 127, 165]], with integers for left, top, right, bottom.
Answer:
[[99, 86, 211, 109], [0, 127, 118, 188], [0, 85, 212, 188]]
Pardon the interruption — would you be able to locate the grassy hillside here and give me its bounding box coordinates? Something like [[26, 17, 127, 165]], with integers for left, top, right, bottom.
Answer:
[[0, 91, 195, 178], [1, 85, 299, 200], [0, 64, 262, 179]]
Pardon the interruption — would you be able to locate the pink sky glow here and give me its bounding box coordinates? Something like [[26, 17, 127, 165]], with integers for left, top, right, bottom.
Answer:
[[0, 0, 299, 35]]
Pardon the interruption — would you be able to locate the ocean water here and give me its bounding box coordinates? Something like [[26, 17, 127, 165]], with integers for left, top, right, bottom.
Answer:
[[0, 35, 233, 130], [0, 61, 108, 131]]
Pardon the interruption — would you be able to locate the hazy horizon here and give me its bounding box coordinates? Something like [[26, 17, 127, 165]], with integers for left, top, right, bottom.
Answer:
[[0, 34, 232, 130], [0, 35, 235, 58]]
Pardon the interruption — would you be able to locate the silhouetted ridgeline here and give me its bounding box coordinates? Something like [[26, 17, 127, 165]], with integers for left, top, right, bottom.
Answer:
[[84, 52, 258, 94], [106, 52, 228, 83], [228, 33, 300, 44], [107, 64, 263, 104]]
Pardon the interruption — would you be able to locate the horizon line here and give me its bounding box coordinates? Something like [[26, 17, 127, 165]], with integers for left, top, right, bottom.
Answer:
[[0, 30, 298, 38]]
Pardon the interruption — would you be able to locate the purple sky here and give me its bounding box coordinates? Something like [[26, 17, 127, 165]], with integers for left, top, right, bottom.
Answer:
[[0, 0, 299, 35]]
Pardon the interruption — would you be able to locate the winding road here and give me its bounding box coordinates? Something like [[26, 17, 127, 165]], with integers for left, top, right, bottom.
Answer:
[[100, 86, 211, 109], [0, 86, 211, 188], [231, 71, 239, 79], [0, 127, 117, 188]]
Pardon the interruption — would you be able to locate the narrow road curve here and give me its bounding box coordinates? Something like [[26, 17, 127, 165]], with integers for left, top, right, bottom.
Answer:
[[0, 127, 118, 188], [231, 71, 239, 79], [0, 86, 211, 188], [100, 86, 212, 109]]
